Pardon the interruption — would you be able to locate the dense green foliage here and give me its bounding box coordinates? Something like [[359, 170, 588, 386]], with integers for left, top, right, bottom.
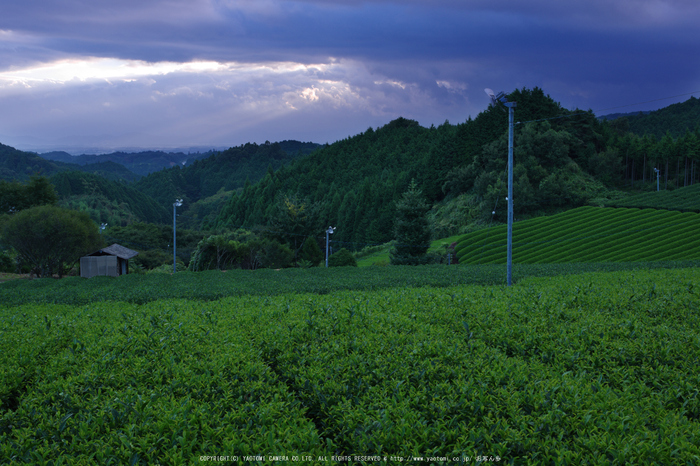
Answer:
[[611, 128, 700, 191], [69, 161, 141, 183], [188, 232, 294, 271], [0, 176, 58, 214], [327, 248, 357, 267], [265, 195, 325, 262], [2, 205, 102, 278], [299, 236, 324, 267], [215, 118, 447, 246], [207, 90, 700, 247], [103, 222, 206, 269], [2, 268, 699, 464], [176, 188, 233, 230], [455, 206, 700, 265], [50, 171, 170, 225]]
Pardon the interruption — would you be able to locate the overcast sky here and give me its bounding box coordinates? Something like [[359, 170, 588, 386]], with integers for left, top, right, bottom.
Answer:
[[1, 0, 699, 153]]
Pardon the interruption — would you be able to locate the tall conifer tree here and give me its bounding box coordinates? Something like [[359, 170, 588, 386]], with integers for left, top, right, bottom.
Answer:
[[390, 180, 431, 265]]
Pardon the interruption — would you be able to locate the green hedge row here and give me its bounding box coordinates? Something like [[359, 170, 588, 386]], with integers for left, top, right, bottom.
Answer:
[[606, 183, 700, 212], [4, 261, 700, 307]]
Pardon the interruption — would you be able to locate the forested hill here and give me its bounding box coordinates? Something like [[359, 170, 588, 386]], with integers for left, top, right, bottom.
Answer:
[[602, 96, 700, 139], [131, 141, 314, 208], [39, 141, 320, 178], [211, 88, 620, 247], [50, 171, 170, 225], [73, 161, 141, 183], [0, 142, 142, 182], [0, 143, 78, 181]]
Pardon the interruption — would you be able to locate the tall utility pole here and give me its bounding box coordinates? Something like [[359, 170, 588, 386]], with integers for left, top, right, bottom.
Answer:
[[485, 89, 516, 286], [173, 199, 183, 273]]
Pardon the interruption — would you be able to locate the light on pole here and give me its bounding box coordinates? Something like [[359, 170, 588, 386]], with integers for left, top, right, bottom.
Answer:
[[173, 199, 183, 273], [325, 226, 335, 268], [654, 168, 660, 191], [485, 88, 516, 286]]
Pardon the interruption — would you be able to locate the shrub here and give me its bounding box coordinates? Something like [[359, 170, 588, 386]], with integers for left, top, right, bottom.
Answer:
[[299, 236, 324, 266], [328, 248, 357, 267], [2, 205, 102, 277], [133, 249, 172, 270], [0, 251, 14, 272]]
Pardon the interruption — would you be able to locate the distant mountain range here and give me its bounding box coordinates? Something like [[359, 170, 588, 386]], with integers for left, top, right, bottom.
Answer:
[[37, 150, 216, 177], [0, 139, 323, 228], [37, 140, 322, 178], [0, 140, 323, 184]]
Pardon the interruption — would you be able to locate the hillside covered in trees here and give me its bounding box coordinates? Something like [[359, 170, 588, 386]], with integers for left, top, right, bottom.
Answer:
[[50, 171, 170, 226], [132, 141, 319, 206], [617, 96, 700, 139], [0, 143, 82, 181], [0, 143, 144, 183], [212, 88, 700, 248], [1, 88, 699, 272]]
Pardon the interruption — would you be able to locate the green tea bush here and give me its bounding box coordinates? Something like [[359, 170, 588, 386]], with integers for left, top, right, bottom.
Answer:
[[2, 268, 699, 463]]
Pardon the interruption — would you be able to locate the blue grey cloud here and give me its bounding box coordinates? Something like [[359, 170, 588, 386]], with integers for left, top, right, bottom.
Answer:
[[0, 0, 698, 151]]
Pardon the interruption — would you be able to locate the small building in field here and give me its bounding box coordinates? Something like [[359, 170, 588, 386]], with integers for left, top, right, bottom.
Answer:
[[80, 243, 139, 278]]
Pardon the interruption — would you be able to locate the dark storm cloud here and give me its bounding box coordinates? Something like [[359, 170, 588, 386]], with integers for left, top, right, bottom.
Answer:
[[0, 0, 698, 150]]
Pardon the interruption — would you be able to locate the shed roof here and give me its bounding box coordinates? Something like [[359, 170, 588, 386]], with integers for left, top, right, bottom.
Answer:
[[89, 243, 139, 260]]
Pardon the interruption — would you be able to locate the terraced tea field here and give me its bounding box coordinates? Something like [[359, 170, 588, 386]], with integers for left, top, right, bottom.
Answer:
[[605, 183, 700, 212], [455, 206, 700, 265]]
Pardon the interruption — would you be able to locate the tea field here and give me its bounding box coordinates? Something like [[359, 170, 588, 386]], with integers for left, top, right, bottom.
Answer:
[[2, 266, 699, 464], [2, 261, 699, 307], [455, 206, 700, 265], [605, 183, 700, 212]]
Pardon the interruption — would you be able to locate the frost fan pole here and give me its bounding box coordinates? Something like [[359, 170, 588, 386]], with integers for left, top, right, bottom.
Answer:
[[506, 101, 516, 286], [173, 199, 183, 273], [325, 226, 335, 268], [485, 88, 516, 286]]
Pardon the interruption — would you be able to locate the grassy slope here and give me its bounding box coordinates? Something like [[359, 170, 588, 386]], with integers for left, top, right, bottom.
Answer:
[[355, 234, 463, 267], [455, 206, 700, 265]]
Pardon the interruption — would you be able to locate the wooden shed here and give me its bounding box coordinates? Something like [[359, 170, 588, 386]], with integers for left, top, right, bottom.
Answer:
[[80, 243, 139, 278]]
